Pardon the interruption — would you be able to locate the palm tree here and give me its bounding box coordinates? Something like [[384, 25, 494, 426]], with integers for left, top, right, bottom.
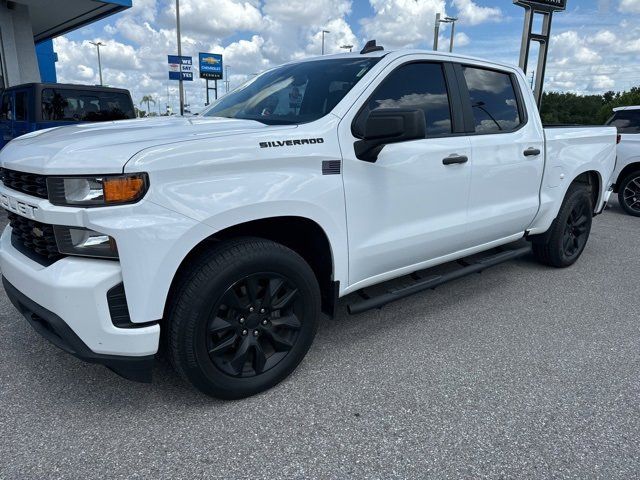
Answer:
[[139, 95, 156, 117]]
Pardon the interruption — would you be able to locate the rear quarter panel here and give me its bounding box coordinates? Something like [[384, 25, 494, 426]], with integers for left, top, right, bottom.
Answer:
[[528, 126, 617, 234]]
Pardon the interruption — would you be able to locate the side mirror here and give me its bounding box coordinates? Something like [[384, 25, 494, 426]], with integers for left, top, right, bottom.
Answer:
[[354, 108, 426, 162]]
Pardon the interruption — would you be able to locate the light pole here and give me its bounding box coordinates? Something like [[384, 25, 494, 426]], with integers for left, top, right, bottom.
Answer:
[[175, 0, 184, 116], [89, 41, 105, 85], [321, 30, 330, 55], [340, 44, 353, 52], [433, 14, 458, 52], [225, 65, 231, 93], [446, 17, 458, 53]]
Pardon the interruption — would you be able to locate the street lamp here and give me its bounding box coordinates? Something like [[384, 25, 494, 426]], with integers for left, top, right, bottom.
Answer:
[[175, 0, 185, 116], [321, 30, 330, 55], [225, 65, 231, 93], [89, 41, 105, 85], [340, 45, 353, 52], [433, 14, 458, 52]]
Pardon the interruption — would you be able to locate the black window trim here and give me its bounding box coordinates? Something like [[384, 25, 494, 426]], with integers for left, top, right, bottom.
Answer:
[[455, 62, 529, 136], [351, 59, 464, 140]]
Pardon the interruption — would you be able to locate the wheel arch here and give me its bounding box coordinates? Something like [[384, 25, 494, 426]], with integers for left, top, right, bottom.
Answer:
[[572, 170, 601, 210], [163, 216, 339, 322], [614, 161, 640, 192], [527, 168, 604, 236]]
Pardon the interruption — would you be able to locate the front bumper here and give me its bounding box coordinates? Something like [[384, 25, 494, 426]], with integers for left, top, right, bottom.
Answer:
[[3, 278, 154, 382], [0, 227, 160, 381]]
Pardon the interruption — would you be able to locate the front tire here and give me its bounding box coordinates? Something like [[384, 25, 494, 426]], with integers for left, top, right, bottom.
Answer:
[[532, 184, 593, 268], [167, 238, 320, 399], [618, 171, 640, 217]]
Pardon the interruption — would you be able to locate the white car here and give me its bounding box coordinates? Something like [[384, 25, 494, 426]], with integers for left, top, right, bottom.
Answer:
[[0, 43, 617, 399], [606, 106, 640, 216]]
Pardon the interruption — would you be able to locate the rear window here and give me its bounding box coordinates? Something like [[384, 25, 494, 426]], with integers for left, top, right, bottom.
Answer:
[[41, 88, 135, 122], [607, 110, 640, 134]]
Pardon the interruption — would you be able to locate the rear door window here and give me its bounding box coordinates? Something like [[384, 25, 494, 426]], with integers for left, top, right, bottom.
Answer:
[[607, 110, 640, 134], [462, 66, 522, 134], [41, 89, 135, 122]]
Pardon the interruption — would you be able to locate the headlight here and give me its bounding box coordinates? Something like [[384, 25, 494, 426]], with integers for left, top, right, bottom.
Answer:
[[54, 226, 118, 259], [47, 173, 148, 207]]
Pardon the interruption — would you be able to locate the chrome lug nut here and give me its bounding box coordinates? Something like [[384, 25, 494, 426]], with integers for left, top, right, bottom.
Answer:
[[260, 308, 266, 314], [241, 329, 248, 336], [239, 317, 245, 324], [249, 306, 255, 313], [253, 330, 259, 337], [261, 319, 268, 325]]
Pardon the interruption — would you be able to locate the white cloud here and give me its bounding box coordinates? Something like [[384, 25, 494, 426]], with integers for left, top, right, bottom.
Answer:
[[551, 31, 601, 64], [360, 0, 446, 49], [544, 26, 640, 93], [591, 74, 615, 89], [590, 30, 617, 45], [454, 32, 470, 47], [619, 0, 640, 14], [451, 0, 501, 26]]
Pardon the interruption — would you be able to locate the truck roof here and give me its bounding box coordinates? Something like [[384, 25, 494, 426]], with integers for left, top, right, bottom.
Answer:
[[613, 106, 640, 112], [285, 48, 523, 75], [1, 82, 131, 94]]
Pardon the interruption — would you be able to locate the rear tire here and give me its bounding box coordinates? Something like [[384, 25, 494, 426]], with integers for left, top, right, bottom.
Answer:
[[531, 184, 593, 268], [167, 238, 320, 399], [617, 171, 640, 217]]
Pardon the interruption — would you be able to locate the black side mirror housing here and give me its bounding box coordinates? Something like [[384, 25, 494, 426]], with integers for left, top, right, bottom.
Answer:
[[354, 108, 426, 162]]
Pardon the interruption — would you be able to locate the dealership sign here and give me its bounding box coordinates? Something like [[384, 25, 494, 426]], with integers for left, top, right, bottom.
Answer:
[[199, 53, 223, 80], [513, 0, 567, 11], [168, 55, 193, 81]]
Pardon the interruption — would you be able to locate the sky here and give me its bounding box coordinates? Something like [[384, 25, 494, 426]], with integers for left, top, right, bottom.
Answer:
[[55, 0, 640, 114]]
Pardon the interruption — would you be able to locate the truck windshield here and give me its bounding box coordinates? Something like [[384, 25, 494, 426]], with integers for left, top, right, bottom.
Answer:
[[202, 58, 380, 125]]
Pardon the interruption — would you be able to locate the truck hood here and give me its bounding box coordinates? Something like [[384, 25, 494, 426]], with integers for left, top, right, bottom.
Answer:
[[0, 116, 285, 175]]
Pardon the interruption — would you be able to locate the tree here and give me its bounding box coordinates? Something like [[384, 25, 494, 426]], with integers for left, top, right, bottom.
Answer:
[[139, 95, 156, 117], [540, 85, 639, 126]]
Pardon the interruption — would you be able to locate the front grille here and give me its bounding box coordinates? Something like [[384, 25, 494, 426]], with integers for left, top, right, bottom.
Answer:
[[0, 168, 48, 199], [7, 212, 62, 261]]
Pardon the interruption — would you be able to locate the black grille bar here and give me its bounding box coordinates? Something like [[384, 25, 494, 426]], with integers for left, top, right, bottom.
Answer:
[[6, 212, 63, 262], [0, 168, 48, 199]]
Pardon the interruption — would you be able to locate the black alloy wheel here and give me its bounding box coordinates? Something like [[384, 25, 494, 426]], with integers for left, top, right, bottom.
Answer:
[[562, 201, 590, 260], [167, 237, 320, 399], [207, 273, 302, 377], [531, 184, 593, 268], [619, 173, 640, 217]]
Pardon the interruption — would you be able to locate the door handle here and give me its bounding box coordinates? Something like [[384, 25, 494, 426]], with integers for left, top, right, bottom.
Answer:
[[442, 154, 469, 165], [524, 148, 541, 157]]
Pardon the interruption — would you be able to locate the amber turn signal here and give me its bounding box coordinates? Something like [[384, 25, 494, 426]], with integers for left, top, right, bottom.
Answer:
[[103, 174, 147, 203]]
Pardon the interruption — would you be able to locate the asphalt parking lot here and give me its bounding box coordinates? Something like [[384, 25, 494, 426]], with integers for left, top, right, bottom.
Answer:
[[0, 199, 638, 479]]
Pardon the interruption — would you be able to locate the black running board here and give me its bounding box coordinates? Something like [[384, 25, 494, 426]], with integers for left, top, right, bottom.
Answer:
[[347, 246, 531, 315]]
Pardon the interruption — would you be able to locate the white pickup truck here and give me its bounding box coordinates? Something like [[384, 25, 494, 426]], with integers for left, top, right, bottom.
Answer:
[[606, 106, 640, 216], [0, 44, 617, 399]]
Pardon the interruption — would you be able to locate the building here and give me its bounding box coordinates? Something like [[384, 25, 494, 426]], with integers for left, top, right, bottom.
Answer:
[[0, 0, 131, 88]]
